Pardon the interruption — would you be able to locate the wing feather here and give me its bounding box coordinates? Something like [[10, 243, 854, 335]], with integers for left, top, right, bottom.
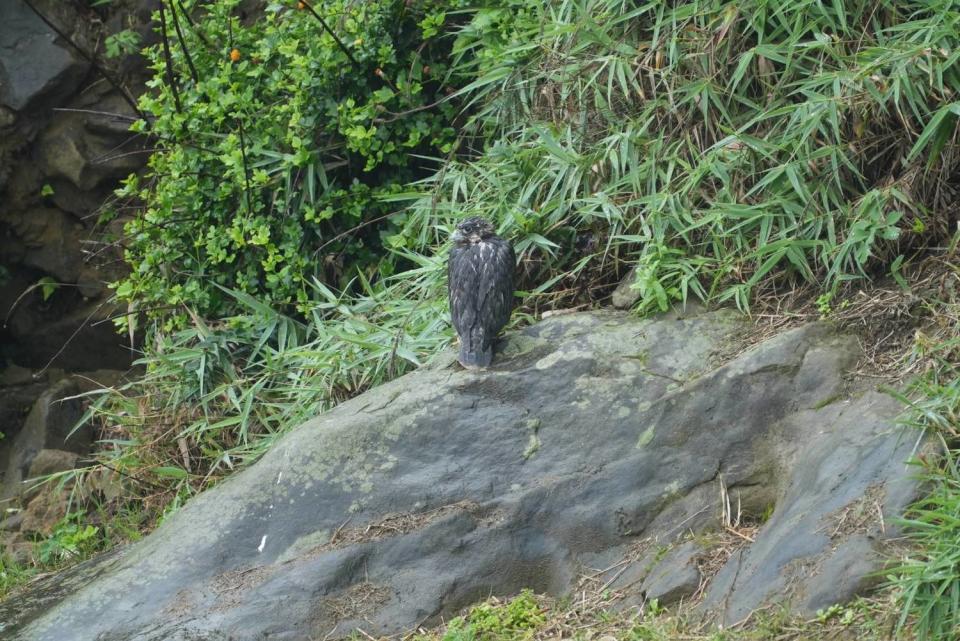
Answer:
[[478, 238, 515, 338], [448, 244, 480, 337]]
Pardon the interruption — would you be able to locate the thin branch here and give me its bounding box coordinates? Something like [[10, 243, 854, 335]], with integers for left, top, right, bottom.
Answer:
[[91, 305, 180, 326], [168, 0, 199, 83], [157, 0, 183, 113], [236, 118, 255, 214], [299, 0, 363, 73], [311, 211, 401, 258], [52, 107, 142, 122]]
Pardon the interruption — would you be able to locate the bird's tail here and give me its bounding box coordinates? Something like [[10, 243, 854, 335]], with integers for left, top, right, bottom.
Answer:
[[459, 331, 493, 368]]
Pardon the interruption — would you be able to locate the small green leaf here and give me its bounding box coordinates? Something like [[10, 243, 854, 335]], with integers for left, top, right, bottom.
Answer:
[[38, 276, 58, 301]]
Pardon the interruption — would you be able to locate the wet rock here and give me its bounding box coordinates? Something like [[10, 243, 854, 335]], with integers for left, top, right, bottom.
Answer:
[[0, 106, 16, 128], [0, 0, 91, 111], [26, 449, 80, 480], [0, 511, 24, 532], [0, 366, 37, 387], [0, 376, 48, 452], [0, 311, 923, 641], [37, 108, 146, 192], [9, 207, 85, 283], [0, 531, 33, 565], [1, 275, 133, 370], [640, 541, 701, 605], [0, 0, 147, 376]]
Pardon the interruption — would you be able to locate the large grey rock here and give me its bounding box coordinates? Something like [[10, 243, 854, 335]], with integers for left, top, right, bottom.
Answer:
[[0, 0, 90, 111], [0, 311, 922, 640]]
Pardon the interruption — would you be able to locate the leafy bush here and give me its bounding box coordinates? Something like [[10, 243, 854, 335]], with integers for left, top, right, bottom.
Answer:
[[114, 0, 462, 326], [34, 512, 101, 566]]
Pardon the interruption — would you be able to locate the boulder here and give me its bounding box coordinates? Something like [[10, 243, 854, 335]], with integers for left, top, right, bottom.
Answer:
[[0, 267, 134, 370], [36, 101, 147, 192], [8, 207, 85, 283], [0, 512, 24, 532], [0, 310, 924, 640], [0, 375, 47, 445], [0, 532, 33, 565], [26, 448, 80, 480], [0, 0, 91, 112]]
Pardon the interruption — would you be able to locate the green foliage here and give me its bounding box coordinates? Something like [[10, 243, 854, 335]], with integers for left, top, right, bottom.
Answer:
[[0, 553, 35, 600], [104, 29, 141, 58], [392, 0, 958, 315], [37, 276, 58, 302], [886, 292, 960, 641], [76, 264, 449, 500], [115, 0, 464, 326], [443, 590, 545, 641], [35, 512, 101, 566]]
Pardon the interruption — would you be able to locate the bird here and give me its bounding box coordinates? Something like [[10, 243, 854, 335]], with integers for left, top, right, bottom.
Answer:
[[448, 216, 516, 368]]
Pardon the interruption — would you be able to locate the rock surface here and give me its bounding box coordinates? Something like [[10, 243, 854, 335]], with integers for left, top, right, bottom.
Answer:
[[0, 0, 91, 111], [1, 379, 87, 502], [0, 310, 922, 640], [639, 541, 702, 605]]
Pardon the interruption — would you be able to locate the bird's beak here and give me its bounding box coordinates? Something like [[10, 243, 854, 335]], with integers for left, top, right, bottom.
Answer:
[[451, 228, 465, 243]]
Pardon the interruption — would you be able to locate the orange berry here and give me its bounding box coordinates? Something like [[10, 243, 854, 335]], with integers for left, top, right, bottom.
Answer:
[[230, 48, 241, 62], [297, 1, 305, 9]]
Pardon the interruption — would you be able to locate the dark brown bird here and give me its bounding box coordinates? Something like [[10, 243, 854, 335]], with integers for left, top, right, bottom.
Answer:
[[448, 217, 515, 368]]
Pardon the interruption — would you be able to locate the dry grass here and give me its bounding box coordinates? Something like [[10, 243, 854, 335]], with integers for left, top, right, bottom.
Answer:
[[305, 501, 486, 557], [726, 253, 959, 380], [820, 483, 888, 542]]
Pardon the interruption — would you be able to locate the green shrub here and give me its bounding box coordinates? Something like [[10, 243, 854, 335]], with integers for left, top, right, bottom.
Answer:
[[114, 0, 463, 327]]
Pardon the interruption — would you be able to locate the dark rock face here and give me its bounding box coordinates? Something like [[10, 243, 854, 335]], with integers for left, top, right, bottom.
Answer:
[[0, 311, 922, 640], [0, 0, 149, 371], [0, 1, 148, 550], [0, 378, 88, 502], [0, 0, 90, 111]]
